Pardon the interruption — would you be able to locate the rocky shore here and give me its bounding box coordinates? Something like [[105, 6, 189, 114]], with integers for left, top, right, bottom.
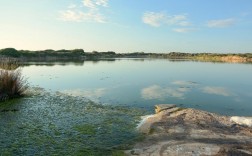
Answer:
[[125, 104, 252, 156]]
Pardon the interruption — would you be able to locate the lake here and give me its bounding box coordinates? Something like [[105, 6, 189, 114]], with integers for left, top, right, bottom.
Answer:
[[1, 58, 252, 155], [23, 59, 252, 115]]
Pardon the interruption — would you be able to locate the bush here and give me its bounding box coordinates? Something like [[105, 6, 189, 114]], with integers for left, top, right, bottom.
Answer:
[[0, 69, 28, 101], [0, 48, 21, 57]]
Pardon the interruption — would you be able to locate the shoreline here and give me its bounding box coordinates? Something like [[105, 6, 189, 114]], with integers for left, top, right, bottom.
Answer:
[[126, 104, 252, 155], [1, 48, 252, 64]]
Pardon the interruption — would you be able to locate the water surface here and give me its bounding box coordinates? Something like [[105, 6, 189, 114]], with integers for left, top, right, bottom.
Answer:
[[23, 59, 252, 116]]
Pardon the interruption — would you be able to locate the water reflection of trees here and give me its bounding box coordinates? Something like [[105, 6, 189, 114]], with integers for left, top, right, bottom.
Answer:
[[22, 61, 85, 67], [0, 60, 20, 70], [0, 59, 120, 69], [21, 59, 117, 66]]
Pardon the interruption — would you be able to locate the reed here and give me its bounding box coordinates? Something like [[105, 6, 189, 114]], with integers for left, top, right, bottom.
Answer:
[[0, 69, 28, 101]]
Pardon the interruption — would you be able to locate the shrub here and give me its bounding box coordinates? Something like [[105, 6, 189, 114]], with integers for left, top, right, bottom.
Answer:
[[0, 48, 21, 57], [0, 69, 28, 101]]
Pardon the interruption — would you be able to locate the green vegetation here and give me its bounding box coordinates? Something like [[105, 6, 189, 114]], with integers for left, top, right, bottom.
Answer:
[[23, 48, 84, 56], [0, 90, 146, 155], [0, 48, 86, 61], [0, 48, 21, 57], [1, 48, 252, 63], [74, 124, 97, 135]]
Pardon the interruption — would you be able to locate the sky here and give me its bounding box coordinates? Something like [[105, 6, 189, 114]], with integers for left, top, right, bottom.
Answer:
[[0, 0, 252, 53]]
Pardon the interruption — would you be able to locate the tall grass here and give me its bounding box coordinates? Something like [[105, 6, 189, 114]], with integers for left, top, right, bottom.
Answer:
[[0, 69, 28, 101]]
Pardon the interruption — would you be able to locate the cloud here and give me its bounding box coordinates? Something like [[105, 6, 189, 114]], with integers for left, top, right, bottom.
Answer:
[[83, 0, 108, 9], [59, 10, 83, 22], [142, 12, 191, 28], [207, 18, 236, 28], [83, 0, 96, 9], [141, 85, 189, 100], [166, 15, 190, 26], [59, 0, 109, 23], [142, 12, 166, 27], [59, 10, 106, 23], [173, 28, 195, 33], [201, 86, 232, 96]]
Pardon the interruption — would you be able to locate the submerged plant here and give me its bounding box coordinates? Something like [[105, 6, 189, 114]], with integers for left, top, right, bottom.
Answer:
[[0, 69, 28, 101]]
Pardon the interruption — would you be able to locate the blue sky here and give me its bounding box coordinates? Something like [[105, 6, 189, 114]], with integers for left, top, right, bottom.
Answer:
[[0, 0, 252, 53]]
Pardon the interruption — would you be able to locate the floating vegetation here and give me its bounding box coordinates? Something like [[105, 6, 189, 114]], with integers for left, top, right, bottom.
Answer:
[[0, 88, 146, 155]]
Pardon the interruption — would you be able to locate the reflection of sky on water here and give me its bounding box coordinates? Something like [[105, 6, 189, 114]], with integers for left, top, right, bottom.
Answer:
[[62, 88, 107, 102], [22, 59, 252, 116], [171, 80, 198, 86], [141, 83, 235, 101], [201, 86, 233, 97], [141, 84, 190, 100]]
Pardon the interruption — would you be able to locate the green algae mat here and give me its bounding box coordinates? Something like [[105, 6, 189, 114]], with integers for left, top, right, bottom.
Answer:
[[0, 88, 146, 155]]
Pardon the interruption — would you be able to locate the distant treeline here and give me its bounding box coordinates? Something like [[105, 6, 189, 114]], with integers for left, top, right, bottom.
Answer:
[[0, 48, 85, 60], [1, 48, 252, 62]]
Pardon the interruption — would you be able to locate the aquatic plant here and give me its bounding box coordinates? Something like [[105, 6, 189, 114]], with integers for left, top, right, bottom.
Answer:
[[0, 91, 146, 155], [0, 69, 28, 101]]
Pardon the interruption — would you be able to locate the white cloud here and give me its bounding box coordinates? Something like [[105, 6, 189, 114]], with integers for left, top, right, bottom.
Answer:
[[95, 0, 108, 7], [166, 15, 188, 25], [59, 10, 106, 23], [82, 0, 108, 9], [201, 86, 232, 96], [172, 28, 193, 33], [83, 0, 96, 9], [142, 12, 191, 28], [142, 12, 166, 27], [207, 18, 236, 28], [59, 10, 83, 22], [141, 85, 189, 100], [59, 0, 109, 23], [172, 28, 195, 33]]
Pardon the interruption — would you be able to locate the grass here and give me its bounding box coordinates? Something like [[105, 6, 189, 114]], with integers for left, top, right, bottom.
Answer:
[[0, 69, 28, 101]]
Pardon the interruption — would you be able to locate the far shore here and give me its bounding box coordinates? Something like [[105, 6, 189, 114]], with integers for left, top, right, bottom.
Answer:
[[0, 48, 252, 64]]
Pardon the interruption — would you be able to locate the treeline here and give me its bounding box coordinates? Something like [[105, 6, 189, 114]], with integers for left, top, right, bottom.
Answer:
[[0, 48, 85, 60], [144, 52, 252, 59], [1, 48, 252, 62]]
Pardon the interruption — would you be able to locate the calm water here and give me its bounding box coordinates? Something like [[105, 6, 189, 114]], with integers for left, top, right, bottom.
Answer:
[[1, 59, 252, 155], [23, 59, 252, 116]]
